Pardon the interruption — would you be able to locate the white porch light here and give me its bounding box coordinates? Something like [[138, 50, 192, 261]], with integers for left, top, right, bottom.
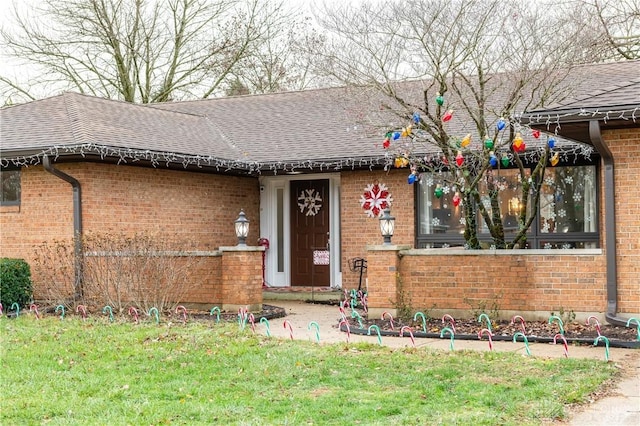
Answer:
[[234, 210, 249, 246], [379, 208, 395, 245]]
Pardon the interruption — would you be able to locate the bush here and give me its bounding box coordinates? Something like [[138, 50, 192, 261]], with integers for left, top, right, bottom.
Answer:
[[0, 258, 33, 309]]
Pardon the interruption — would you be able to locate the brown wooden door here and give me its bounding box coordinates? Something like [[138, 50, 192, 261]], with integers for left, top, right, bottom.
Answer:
[[290, 179, 330, 286]]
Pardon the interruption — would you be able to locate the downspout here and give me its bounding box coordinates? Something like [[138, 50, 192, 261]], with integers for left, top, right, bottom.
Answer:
[[42, 155, 83, 299], [588, 120, 629, 327]]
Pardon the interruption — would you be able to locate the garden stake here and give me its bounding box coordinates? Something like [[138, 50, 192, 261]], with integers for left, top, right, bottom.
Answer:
[[283, 320, 294, 340], [440, 327, 455, 351], [626, 318, 640, 341], [351, 310, 364, 328], [367, 325, 382, 345], [548, 315, 565, 335], [238, 308, 248, 330], [0, 303, 3, 316], [29, 304, 40, 319], [102, 306, 114, 322], [382, 311, 395, 331], [478, 313, 492, 334], [128, 307, 139, 324], [260, 317, 271, 337], [248, 313, 256, 333], [513, 332, 531, 356], [338, 306, 347, 321], [209, 307, 221, 323], [339, 319, 350, 343], [360, 292, 368, 313], [175, 305, 188, 324], [593, 335, 610, 362], [55, 305, 65, 320], [400, 326, 416, 348], [413, 312, 427, 334], [478, 328, 493, 351], [510, 315, 526, 335], [11, 303, 20, 318], [586, 316, 601, 336], [148, 307, 159, 324], [76, 305, 87, 320], [442, 314, 456, 333], [308, 321, 320, 343], [553, 333, 569, 358]]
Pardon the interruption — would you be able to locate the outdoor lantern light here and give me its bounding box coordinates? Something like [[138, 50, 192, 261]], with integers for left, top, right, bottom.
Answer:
[[234, 210, 249, 246], [379, 208, 395, 245]]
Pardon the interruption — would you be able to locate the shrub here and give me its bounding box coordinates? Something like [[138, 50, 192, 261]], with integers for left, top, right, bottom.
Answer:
[[0, 258, 33, 309]]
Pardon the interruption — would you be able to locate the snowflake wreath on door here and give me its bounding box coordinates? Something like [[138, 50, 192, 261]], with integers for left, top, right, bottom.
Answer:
[[360, 183, 393, 218], [298, 188, 323, 216]]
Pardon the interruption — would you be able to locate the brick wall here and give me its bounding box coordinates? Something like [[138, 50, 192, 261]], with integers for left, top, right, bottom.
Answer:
[[0, 162, 260, 307]]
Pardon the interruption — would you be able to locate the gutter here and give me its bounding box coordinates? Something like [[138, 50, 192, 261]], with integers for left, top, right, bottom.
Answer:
[[588, 120, 629, 327], [42, 155, 83, 299]]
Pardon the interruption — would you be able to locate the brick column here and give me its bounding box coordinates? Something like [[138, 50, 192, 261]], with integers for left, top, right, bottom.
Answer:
[[365, 245, 411, 318], [219, 246, 264, 312]]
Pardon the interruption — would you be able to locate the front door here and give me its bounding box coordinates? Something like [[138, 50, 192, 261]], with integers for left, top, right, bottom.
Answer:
[[290, 179, 330, 286]]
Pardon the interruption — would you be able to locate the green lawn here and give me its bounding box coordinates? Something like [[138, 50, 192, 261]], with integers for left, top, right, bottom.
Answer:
[[1, 316, 617, 425]]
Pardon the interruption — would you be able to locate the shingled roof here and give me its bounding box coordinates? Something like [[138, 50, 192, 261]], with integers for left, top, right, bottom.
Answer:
[[2, 60, 639, 174]]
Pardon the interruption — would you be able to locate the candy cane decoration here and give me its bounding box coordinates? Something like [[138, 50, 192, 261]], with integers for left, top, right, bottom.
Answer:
[[360, 293, 368, 313], [339, 319, 350, 343], [29, 304, 40, 320], [478, 313, 492, 334], [148, 307, 159, 324], [549, 315, 565, 335], [478, 328, 493, 351], [55, 305, 65, 320], [382, 311, 394, 331], [128, 307, 139, 324], [238, 308, 248, 330], [308, 321, 320, 343], [102, 305, 114, 322], [260, 317, 271, 337], [413, 312, 427, 334], [351, 310, 364, 328], [594, 335, 610, 362], [283, 320, 294, 340], [553, 333, 569, 358], [248, 313, 256, 333], [586, 316, 601, 336], [400, 326, 416, 348], [11, 303, 20, 318], [440, 327, 455, 351], [76, 305, 87, 320], [0, 302, 3, 316], [367, 325, 382, 345], [626, 318, 640, 341], [442, 314, 456, 333], [510, 315, 527, 335], [175, 305, 187, 324], [209, 307, 221, 323], [338, 306, 347, 321], [513, 332, 531, 356]]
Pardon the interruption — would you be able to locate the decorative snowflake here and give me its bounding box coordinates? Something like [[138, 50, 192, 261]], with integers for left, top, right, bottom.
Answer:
[[547, 210, 557, 220], [572, 192, 582, 203], [564, 176, 573, 185], [425, 176, 434, 187], [558, 208, 567, 218], [442, 185, 451, 194], [360, 183, 393, 218], [541, 222, 550, 233], [442, 244, 450, 248], [544, 177, 555, 187], [432, 217, 441, 227], [561, 243, 572, 249], [544, 243, 553, 249], [490, 245, 496, 250], [459, 217, 466, 225], [298, 188, 323, 216]]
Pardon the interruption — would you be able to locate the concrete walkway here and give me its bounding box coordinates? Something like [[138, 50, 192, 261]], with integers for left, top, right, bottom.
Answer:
[[261, 300, 640, 426]]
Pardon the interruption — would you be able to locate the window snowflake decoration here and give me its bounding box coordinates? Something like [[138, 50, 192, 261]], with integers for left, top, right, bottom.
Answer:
[[298, 188, 323, 216], [360, 183, 393, 218]]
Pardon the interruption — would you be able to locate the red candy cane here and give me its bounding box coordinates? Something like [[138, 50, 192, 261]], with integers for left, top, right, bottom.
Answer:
[[442, 314, 456, 333], [283, 320, 294, 340], [478, 328, 493, 351], [76, 305, 87, 320], [586, 316, 601, 336], [176, 305, 188, 323], [400, 326, 416, 348], [30, 304, 40, 320], [339, 319, 351, 343], [128, 307, 139, 324], [382, 311, 395, 331], [248, 313, 256, 333], [554, 333, 569, 358], [510, 315, 527, 335]]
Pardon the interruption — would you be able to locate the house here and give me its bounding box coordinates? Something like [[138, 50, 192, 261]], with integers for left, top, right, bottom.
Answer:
[[1, 60, 639, 323]]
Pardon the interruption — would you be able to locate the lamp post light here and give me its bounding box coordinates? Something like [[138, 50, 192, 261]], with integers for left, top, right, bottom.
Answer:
[[234, 210, 249, 246], [379, 208, 395, 245]]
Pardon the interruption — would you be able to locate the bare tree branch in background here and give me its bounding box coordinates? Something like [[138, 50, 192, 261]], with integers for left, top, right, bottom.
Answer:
[[0, 0, 302, 103], [310, 0, 592, 249]]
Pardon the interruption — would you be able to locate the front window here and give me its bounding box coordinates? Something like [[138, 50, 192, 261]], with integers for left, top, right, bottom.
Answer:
[[1, 170, 21, 206], [416, 165, 598, 249]]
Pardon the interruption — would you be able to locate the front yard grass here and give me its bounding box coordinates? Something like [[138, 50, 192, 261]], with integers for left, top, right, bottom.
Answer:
[[1, 316, 617, 425]]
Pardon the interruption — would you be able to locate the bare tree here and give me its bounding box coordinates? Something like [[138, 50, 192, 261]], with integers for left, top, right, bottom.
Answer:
[[312, 0, 590, 249], [0, 0, 300, 103], [560, 0, 640, 60]]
